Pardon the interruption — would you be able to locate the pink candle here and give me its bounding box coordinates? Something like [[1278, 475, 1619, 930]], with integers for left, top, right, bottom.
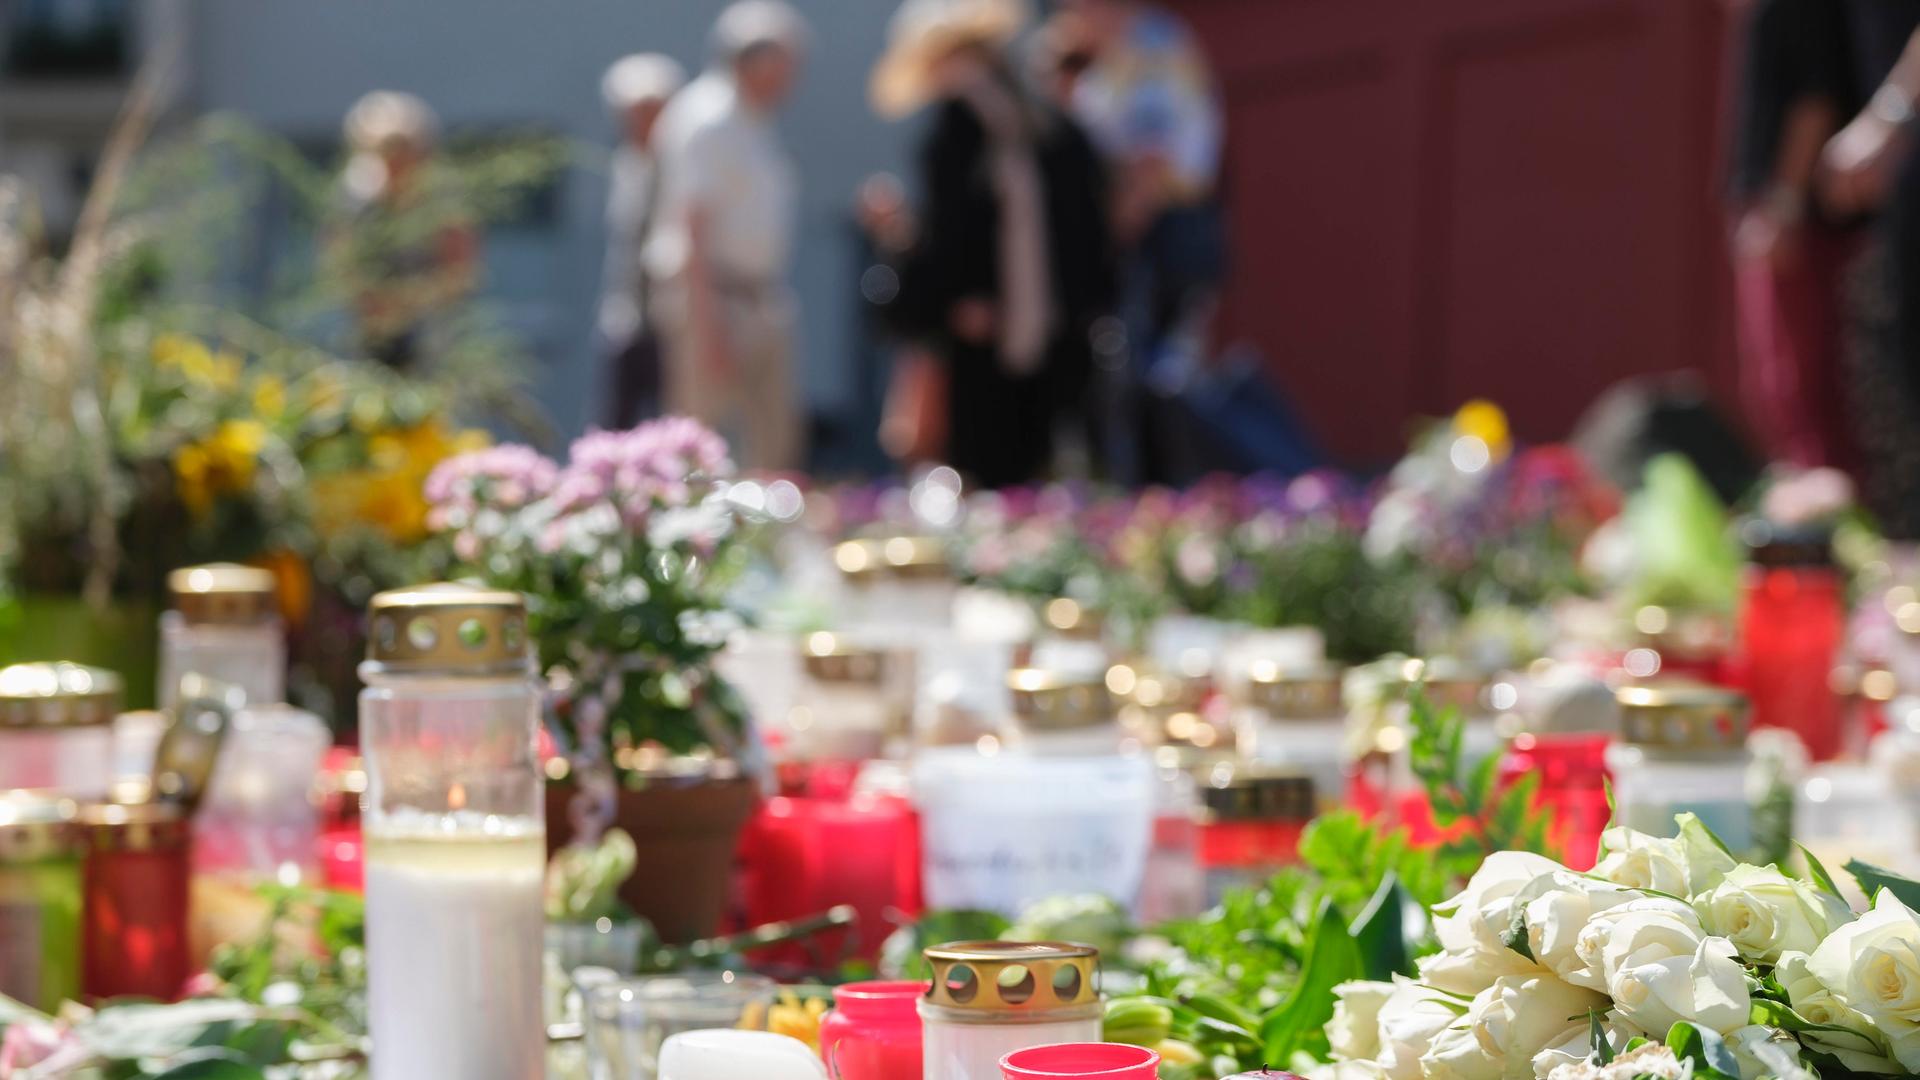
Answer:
[[1000, 1043, 1160, 1079], [820, 980, 926, 1080]]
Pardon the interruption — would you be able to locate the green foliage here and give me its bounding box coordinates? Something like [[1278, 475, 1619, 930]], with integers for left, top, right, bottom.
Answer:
[[1002, 893, 1135, 957], [1666, 1021, 1742, 1080], [878, 909, 1011, 980], [1405, 687, 1553, 867], [1230, 520, 1420, 664], [1846, 859, 1920, 911], [545, 826, 642, 923]]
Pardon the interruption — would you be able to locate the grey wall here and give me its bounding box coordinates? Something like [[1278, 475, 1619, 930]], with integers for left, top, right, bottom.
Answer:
[[187, 0, 907, 443]]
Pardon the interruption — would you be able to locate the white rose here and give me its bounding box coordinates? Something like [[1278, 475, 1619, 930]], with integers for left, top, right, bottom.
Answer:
[[1772, 950, 1898, 1073], [1593, 818, 1734, 897], [1421, 974, 1609, 1080], [1528, 1011, 1641, 1079], [1425, 851, 1563, 993], [1696, 864, 1852, 964], [1725, 1025, 1817, 1080], [1516, 873, 1637, 989], [1313, 1061, 1394, 1080], [1808, 891, 1920, 1069], [1574, 891, 1712, 983], [1377, 979, 1466, 1080], [1608, 935, 1752, 1036], [1331, 980, 1398, 1061]]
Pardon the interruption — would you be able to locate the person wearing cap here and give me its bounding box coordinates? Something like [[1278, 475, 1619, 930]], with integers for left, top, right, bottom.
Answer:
[[598, 53, 686, 427], [869, 0, 1116, 488], [645, 0, 808, 471], [325, 90, 478, 371]]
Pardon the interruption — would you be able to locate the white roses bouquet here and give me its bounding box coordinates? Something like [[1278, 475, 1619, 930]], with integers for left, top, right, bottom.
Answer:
[[1325, 814, 1920, 1080]]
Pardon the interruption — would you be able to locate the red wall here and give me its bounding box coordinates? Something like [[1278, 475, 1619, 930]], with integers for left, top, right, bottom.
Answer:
[[1177, 0, 1741, 466]]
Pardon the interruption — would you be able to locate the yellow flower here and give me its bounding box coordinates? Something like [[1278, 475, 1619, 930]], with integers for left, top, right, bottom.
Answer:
[[1453, 398, 1511, 461], [310, 417, 489, 544], [251, 375, 287, 419], [173, 420, 266, 516], [153, 333, 244, 391], [755, 988, 829, 1050]]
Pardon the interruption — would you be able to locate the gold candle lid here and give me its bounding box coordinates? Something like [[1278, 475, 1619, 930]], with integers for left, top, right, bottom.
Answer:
[[1615, 683, 1749, 750], [0, 662, 122, 728], [0, 791, 84, 862], [1040, 598, 1104, 640], [1201, 766, 1318, 822], [921, 941, 1100, 1017], [80, 800, 190, 853], [1239, 662, 1345, 719], [1008, 668, 1115, 732], [168, 562, 279, 624], [365, 582, 529, 675], [834, 536, 949, 582], [800, 632, 890, 684]]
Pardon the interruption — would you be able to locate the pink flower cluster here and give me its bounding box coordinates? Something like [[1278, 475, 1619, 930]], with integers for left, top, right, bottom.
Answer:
[[553, 417, 735, 522], [424, 443, 559, 527]]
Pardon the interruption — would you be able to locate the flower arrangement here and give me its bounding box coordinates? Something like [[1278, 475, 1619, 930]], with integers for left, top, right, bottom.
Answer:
[[1322, 815, 1920, 1080], [425, 417, 764, 767]]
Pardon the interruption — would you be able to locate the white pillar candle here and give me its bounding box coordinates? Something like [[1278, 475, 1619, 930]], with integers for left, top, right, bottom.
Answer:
[[657, 1030, 828, 1080]]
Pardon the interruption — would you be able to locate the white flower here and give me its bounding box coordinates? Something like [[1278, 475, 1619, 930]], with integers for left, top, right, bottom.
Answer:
[[1808, 892, 1920, 1069], [1695, 864, 1852, 964], [1331, 980, 1398, 1061], [1725, 1025, 1817, 1080], [1580, 899, 1707, 986], [1421, 974, 1608, 1080], [1546, 1043, 1694, 1080], [1424, 851, 1563, 994], [1593, 818, 1735, 897], [1516, 873, 1637, 989], [1772, 951, 1897, 1073], [1312, 1060, 1394, 1080], [1529, 1011, 1642, 1079], [1377, 979, 1466, 1080], [1608, 934, 1752, 1036]]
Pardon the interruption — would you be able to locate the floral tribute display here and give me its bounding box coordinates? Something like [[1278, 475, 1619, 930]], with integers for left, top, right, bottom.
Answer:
[[1322, 816, 1920, 1080]]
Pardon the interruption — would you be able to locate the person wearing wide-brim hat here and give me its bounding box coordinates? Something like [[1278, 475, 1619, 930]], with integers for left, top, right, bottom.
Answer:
[[867, 0, 1118, 488]]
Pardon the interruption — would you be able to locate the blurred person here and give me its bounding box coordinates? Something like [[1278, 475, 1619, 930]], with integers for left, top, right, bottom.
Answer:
[[1029, 11, 1097, 109], [1063, 0, 1224, 483], [1726, 0, 1855, 472], [327, 91, 478, 370], [597, 53, 686, 427], [1816, 6, 1920, 534], [869, 0, 1116, 488], [646, 1, 808, 472]]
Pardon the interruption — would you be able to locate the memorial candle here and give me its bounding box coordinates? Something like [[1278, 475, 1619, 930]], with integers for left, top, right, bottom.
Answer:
[[658, 1029, 828, 1080]]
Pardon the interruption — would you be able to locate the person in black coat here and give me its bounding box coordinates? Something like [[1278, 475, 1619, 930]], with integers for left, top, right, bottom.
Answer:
[[869, 0, 1117, 488]]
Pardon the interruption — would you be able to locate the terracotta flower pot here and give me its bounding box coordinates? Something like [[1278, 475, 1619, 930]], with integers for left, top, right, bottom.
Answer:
[[546, 770, 759, 944]]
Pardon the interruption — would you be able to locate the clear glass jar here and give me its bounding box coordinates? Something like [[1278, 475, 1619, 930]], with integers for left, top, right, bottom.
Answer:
[[0, 661, 120, 799], [1196, 765, 1316, 904], [0, 791, 84, 1011], [1000, 668, 1125, 756], [358, 583, 545, 1080], [157, 563, 284, 712], [583, 971, 778, 1078], [919, 942, 1104, 1080], [1606, 684, 1757, 852], [1232, 664, 1348, 808]]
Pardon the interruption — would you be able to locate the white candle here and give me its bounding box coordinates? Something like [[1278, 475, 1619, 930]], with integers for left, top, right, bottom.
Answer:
[[364, 816, 546, 1080], [657, 1030, 828, 1080]]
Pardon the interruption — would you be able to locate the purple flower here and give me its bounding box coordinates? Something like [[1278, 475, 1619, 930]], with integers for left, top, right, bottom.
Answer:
[[554, 416, 735, 522], [424, 443, 559, 526]]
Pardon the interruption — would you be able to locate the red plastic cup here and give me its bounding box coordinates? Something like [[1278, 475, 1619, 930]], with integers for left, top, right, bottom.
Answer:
[[1000, 1043, 1161, 1079], [820, 980, 926, 1080]]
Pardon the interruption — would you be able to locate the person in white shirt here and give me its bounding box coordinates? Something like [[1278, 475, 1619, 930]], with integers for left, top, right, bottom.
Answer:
[[598, 53, 685, 427], [646, 0, 808, 471]]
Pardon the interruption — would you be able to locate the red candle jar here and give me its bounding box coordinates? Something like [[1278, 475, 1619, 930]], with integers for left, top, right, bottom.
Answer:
[[820, 980, 927, 1080], [1498, 732, 1611, 870], [82, 801, 191, 1001], [1001, 1043, 1160, 1079], [738, 794, 920, 966], [1197, 769, 1315, 903], [1736, 524, 1845, 760]]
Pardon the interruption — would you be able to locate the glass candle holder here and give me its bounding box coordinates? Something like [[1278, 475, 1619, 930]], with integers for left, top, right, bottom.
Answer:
[[1231, 663, 1348, 808], [1196, 766, 1316, 904], [658, 1029, 827, 1080], [821, 980, 927, 1080], [1498, 732, 1612, 870], [584, 971, 779, 1079], [787, 632, 896, 763], [919, 941, 1104, 1080], [358, 583, 545, 1080], [1001, 668, 1124, 756], [1606, 684, 1756, 852], [158, 563, 285, 712], [1736, 525, 1845, 760], [1000, 1043, 1160, 1080], [0, 791, 84, 1011], [82, 801, 191, 1001], [834, 536, 956, 632], [0, 661, 120, 798]]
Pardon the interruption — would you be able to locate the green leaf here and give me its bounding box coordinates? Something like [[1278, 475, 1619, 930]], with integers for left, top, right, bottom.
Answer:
[[1258, 897, 1363, 1064], [1182, 993, 1262, 1040], [1350, 873, 1413, 980], [1798, 844, 1845, 901], [1667, 1021, 1741, 1080], [1676, 812, 1735, 858], [1846, 860, 1920, 911], [1589, 1010, 1615, 1064], [77, 1000, 269, 1060], [147, 1048, 268, 1079]]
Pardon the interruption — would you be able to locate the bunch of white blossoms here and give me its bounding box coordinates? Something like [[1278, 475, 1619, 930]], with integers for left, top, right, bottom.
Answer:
[[1321, 815, 1920, 1080]]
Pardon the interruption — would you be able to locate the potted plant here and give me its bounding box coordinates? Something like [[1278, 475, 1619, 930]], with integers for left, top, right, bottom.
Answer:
[[423, 417, 771, 942]]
